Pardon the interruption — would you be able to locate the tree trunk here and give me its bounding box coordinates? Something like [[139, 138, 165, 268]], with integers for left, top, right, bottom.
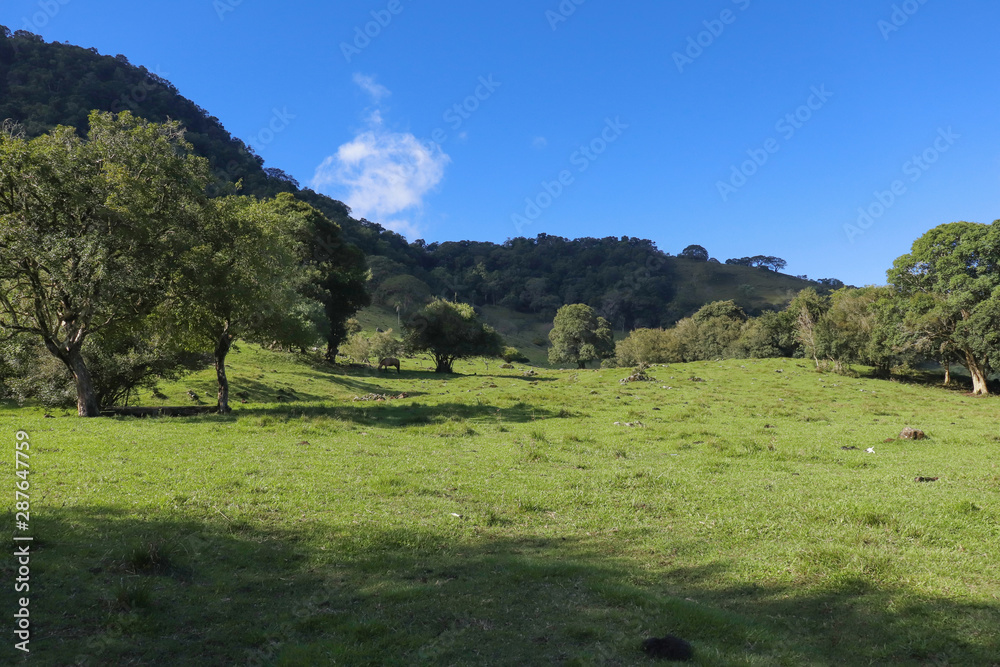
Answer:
[[215, 333, 234, 413], [67, 346, 101, 417], [943, 361, 951, 386], [963, 352, 989, 395], [434, 355, 453, 373], [578, 360, 587, 369]]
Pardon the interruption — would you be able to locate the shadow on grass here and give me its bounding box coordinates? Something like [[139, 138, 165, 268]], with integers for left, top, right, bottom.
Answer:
[[116, 401, 566, 428], [868, 363, 1000, 396], [5, 509, 998, 666], [235, 401, 563, 428]]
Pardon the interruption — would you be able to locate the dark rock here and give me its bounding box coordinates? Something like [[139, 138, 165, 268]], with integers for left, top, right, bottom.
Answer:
[[641, 634, 693, 661]]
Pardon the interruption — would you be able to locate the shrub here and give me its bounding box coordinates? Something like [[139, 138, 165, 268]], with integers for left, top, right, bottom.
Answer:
[[341, 329, 402, 364], [615, 328, 683, 366], [501, 346, 529, 363]]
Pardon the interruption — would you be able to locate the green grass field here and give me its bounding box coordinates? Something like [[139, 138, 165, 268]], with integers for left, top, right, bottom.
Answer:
[[2, 348, 999, 665]]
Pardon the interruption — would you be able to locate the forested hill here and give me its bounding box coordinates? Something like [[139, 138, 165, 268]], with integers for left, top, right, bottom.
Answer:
[[0, 27, 837, 327]]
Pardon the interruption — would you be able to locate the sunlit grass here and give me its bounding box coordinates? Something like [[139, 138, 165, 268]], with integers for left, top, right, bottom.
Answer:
[[2, 349, 998, 665]]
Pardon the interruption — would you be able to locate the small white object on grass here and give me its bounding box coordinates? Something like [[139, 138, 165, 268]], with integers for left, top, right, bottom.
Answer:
[[866, 447, 875, 454]]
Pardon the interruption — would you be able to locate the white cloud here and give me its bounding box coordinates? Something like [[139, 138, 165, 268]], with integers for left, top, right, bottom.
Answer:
[[532, 136, 548, 150], [352, 73, 391, 103], [380, 218, 423, 239], [312, 80, 450, 239]]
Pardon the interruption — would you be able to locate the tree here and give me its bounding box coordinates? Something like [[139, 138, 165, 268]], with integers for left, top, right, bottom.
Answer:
[[0, 112, 211, 416], [404, 299, 503, 373], [819, 287, 904, 376], [680, 245, 709, 261], [789, 288, 829, 369], [685, 300, 747, 360], [726, 255, 787, 271], [732, 309, 798, 359], [887, 221, 1000, 395], [765, 256, 788, 272], [548, 304, 614, 368], [164, 196, 323, 412], [267, 193, 370, 361]]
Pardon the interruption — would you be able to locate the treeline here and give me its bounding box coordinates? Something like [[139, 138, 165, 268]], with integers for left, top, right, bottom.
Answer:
[[614, 219, 1000, 396], [382, 235, 675, 329]]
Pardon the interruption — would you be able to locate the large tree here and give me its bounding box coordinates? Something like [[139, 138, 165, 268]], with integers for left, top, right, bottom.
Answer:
[[404, 299, 503, 373], [548, 304, 615, 368], [268, 193, 371, 361], [164, 195, 322, 413], [888, 221, 1000, 395], [680, 244, 709, 261], [0, 112, 210, 416]]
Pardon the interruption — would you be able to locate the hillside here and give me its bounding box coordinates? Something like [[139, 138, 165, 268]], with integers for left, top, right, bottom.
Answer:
[[0, 27, 836, 328]]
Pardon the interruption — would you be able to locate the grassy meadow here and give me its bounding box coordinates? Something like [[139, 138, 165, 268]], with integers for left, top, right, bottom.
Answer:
[[2, 347, 999, 665]]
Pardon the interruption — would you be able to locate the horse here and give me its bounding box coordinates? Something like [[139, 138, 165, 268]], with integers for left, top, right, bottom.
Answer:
[[378, 357, 401, 373]]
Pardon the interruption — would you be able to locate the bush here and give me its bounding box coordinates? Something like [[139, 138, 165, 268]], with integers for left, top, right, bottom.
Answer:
[[340, 332, 372, 364], [615, 328, 683, 366], [501, 346, 529, 363], [340, 329, 402, 364]]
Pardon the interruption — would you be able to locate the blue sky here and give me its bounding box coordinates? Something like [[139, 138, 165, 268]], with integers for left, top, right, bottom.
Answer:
[[4, 0, 999, 286]]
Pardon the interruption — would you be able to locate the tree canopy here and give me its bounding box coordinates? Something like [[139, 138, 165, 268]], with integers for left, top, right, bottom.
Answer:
[[725, 255, 788, 272], [404, 299, 504, 373], [548, 304, 615, 368], [680, 245, 709, 261], [887, 221, 1000, 395], [0, 111, 211, 415], [163, 195, 324, 412]]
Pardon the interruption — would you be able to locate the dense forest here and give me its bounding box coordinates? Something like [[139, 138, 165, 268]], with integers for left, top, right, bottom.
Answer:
[[0, 26, 842, 329]]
